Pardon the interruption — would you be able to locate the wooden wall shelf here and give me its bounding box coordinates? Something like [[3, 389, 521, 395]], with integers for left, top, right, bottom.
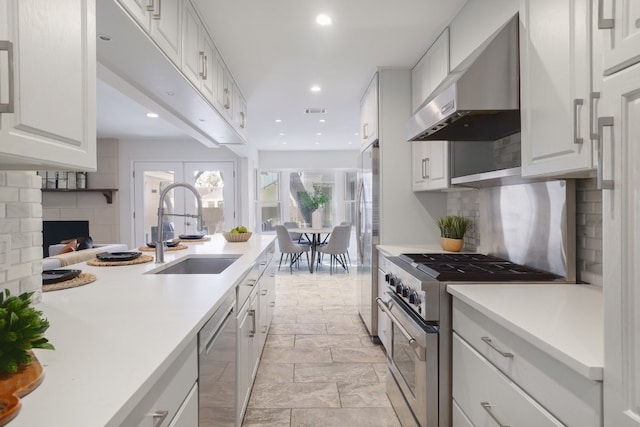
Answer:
[[42, 189, 118, 204]]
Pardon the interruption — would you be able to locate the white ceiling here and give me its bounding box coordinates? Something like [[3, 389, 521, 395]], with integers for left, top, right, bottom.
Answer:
[[96, 0, 468, 151]]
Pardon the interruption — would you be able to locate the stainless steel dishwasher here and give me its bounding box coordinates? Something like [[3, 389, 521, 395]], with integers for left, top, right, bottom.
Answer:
[[198, 290, 237, 426]]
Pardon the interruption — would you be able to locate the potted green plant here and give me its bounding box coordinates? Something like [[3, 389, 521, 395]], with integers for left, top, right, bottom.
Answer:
[[436, 215, 471, 252], [0, 290, 54, 376], [298, 183, 331, 228]]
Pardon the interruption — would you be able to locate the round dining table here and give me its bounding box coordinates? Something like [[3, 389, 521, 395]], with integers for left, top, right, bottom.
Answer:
[[287, 226, 333, 273]]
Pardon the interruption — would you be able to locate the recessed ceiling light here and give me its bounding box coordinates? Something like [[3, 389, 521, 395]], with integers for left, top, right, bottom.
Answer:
[[275, 119, 282, 123], [314, 141, 320, 145], [319, 119, 326, 123], [98, 34, 112, 42], [282, 141, 287, 145], [348, 141, 353, 145], [146, 112, 159, 118], [316, 132, 322, 136], [279, 132, 285, 136], [354, 132, 359, 136], [316, 14, 332, 26], [310, 85, 321, 93], [166, 91, 175, 96]]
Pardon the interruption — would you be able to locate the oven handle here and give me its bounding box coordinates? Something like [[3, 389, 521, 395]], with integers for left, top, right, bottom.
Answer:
[[376, 297, 424, 361]]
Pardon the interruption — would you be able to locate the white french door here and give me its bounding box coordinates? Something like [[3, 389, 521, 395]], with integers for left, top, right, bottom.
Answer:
[[133, 161, 236, 248]]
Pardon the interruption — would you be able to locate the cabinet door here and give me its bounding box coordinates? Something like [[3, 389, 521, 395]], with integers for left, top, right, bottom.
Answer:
[[117, 0, 151, 30], [168, 383, 198, 427], [0, 0, 96, 170], [601, 61, 640, 427], [360, 73, 378, 147], [200, 33, 216, 102], [412, 142, 428, 191], [520, 0, 593, 177], [600, 0, 640, 75], [376, 267, 391, 352], [149, 0, 181, 65], [237, 291, 258, 421], [411, 28, 449, 113], [181, 0, 201, 88], [425, 141, 449, 190]]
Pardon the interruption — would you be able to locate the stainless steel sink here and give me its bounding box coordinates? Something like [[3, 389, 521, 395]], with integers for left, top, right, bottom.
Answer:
[[150, 255, 241, 274]]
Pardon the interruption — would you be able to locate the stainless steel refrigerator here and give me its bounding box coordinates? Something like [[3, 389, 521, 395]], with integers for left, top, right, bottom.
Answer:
[[356, 140, 380, 337]]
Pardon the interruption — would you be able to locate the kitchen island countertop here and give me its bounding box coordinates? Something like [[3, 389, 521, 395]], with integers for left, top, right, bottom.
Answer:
[[448, 283, 603, 381], [13, 234, 275, 427]]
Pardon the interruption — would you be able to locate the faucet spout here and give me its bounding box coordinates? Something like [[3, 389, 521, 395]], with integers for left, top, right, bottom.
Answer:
[[155, 182, 205, 263]]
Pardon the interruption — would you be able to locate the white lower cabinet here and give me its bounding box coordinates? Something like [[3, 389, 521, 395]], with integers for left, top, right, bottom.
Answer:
[[452, 298, 602, 427], [122, 337, 198, 427], [452, 399, 474, 427], [237, 288, 258, 422]]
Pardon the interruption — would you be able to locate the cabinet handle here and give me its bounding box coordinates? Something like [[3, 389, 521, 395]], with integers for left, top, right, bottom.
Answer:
[[203, 55, 208, 80], [573, 98, 584, 144], [421, 158, 426, 179], [597, 0, 614, 29], [480, 402, 510, 427], [0, 41, 14, 114], [597, 116, 614, 190], [363, 122, 369, 140], [152, 0, 161, 19], [480, 336, 513, 358], [147, 410, 169, 427], [199, 51, 206, 78], [261, 289, 268, 296], [246, 279, 256, 287], [424, 158, 430, 179], [146, 0, 155, 11], [240, 111, 245, 128], [224, 88, 230, 109], [248, 309, 256, 337], [590, 92, 601, 139]]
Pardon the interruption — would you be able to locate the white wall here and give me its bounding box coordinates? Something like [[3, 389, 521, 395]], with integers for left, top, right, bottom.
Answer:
[[259, 150, 358, 170], [117, 139, 243, 247], [0, 172, 43, 300]]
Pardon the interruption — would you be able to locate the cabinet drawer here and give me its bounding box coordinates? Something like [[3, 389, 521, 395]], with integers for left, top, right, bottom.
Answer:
[[453, 333, 563, 427], [123, 337, 198, 427], [452, 398, 474, 427], [453, 299, 601, 427]]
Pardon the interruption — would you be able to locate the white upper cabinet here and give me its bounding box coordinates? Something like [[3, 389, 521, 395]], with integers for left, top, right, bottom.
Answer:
[[412, 141, 450, 192], [214, 55, 233, 119], [519, 0, 596, 178], [233, 83, 247, 138], [118, 0, 182, 65], [0, 0, 96, 170], [599, 0, 640, 75], [360, 73, 378, 148], [411, 28, 449, 112], [181, 0, 214, 102]]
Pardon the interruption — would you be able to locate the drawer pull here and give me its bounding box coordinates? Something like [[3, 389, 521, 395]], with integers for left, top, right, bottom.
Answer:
[[480, 402, 510, 427], [148, 410, 169, 427], [481, 336, 513, 358]]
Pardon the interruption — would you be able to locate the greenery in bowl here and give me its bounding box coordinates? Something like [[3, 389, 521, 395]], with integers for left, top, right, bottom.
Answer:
[[0, 290, 54, 375], [298, 183, 331, 212], [436, 215, 471, 239]]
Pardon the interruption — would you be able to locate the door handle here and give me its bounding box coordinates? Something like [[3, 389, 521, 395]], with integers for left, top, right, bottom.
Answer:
[[0, 41, 14, 113], [597, 117, 614, 190], [597, 0, 614, 29], [375, 297, 425, 361], [573, 98, 584, 144]]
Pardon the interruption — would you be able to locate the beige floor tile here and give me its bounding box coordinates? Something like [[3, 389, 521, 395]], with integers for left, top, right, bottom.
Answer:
[[338, 381, 392, 408], [330, 346, 387, 363], [264, 334, 295, 348], [290, 407, 401, 427], [294, 363, 379, 383], [255, 363, 294, 383], [242, 408, 291, 427], [249, 382, 340, 408], [269, 323, 327, 335], [261, 346, 333, 364], [294, 334, 364, 350]]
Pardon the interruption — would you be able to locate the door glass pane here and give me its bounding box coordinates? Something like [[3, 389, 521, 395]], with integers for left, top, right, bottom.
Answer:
[[257, 171, 280, 231], [190, 170, 224, 234], [144, 170, 177, 243], [344, 171, 357, 225], [289, 172, 334, 227]]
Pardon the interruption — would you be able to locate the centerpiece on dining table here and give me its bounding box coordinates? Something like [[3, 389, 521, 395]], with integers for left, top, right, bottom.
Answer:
[[298, 183, 330, 228]]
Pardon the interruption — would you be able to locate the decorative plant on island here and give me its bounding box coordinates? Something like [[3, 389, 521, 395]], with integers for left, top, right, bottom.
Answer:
[[436, 215, 471, 252], [0, 290, 54, 376]]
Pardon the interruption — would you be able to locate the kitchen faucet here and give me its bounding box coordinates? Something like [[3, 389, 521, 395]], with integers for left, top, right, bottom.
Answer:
[[155, 182, 204, 263]]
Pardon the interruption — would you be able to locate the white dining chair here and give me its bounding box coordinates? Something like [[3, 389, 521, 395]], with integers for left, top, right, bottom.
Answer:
[[275, 225, 310, 273], [317, 224, 351, 274]]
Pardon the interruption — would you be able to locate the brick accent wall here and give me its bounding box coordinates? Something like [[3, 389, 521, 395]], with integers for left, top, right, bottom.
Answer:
[[446, 177, 603, 285], [0, 171, 43, 301]]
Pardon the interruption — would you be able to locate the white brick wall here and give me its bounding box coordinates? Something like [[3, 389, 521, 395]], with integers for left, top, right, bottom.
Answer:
[[41, 139, 120, 243], [0, 171, 43, 301]]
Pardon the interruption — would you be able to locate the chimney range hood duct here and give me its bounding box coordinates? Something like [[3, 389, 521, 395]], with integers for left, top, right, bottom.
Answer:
[[407, 15, 520, 142]]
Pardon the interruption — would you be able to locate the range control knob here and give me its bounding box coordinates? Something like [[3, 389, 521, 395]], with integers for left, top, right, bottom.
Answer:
[[409, 291, 418, 305], [385, 273, 391, 283], [389, 275, 396, 286], [402, 286, 410, 298], [395, 281, 403, 294]]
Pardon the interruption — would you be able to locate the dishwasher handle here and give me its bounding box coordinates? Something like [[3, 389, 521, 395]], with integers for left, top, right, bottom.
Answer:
[[204, 303, 235, 355]]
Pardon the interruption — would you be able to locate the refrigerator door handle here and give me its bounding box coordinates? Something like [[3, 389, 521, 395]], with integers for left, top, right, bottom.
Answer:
[[356, 179, 365, 264]]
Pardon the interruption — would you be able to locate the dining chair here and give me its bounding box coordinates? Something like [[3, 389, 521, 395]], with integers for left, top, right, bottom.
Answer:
[[275, 225, 310, 273], [339, 222, 352, 264], [317, 224, 351, 274], [283, 221, 310, 244]]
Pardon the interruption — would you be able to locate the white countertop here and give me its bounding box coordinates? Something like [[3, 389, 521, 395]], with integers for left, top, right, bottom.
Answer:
[[447, 284, 603, 381], [14, 234, 275, 427]]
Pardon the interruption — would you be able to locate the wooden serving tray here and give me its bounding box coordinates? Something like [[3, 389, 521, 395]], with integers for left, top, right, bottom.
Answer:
[[0, 352, 44, 426]]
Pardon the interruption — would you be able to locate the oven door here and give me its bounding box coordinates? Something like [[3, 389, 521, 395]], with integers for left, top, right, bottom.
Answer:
[[377, 292, 439, 427]]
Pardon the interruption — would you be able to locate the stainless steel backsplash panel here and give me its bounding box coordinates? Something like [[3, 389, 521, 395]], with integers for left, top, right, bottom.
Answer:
[[479, 180, 576, 281]]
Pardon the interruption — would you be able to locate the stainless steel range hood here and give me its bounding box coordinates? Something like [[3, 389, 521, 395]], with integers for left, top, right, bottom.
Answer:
[[407, 15, 520, 142]]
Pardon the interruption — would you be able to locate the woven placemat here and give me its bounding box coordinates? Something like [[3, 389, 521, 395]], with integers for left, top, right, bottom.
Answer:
[[86, 254, 154, 267], [43, 273, 97, 292], [138, 244, 188, 252], [177, 236, 211, 243]]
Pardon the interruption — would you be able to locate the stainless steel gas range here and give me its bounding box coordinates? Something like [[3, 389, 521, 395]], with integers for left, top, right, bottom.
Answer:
[[377, 252, 564, 427]]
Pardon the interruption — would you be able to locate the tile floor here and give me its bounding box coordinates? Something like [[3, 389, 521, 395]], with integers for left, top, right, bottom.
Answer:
[[241, 260, 401, 427]]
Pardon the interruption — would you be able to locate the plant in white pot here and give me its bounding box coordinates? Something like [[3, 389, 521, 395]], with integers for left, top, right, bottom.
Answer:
[[298, 183, 330, 228], [436, 215, 471, 252]]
